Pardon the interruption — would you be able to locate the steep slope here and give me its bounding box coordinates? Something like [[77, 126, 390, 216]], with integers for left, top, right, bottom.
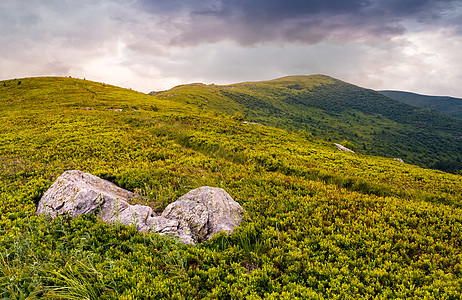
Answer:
[[379, 90, 462, 120], [154, 75, 462, 173], [1, 77, 462, 299]]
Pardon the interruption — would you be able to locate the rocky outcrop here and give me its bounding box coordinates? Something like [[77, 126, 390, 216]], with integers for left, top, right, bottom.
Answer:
[[334, 143, 355, 153], [36, 170, 156, 232], [393, 158, 404, 163], [162, 186, 245, 243], [36, 170, 244, 244], [36, 170, 135, 219]]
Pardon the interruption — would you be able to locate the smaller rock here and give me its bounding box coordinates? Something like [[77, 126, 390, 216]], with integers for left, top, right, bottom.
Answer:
[[334, 143, 355, 153], [101, 201, 157, 232], [162, 186, 245, 244], [393, 158, 404, 163], [148, 216, 181, 235]]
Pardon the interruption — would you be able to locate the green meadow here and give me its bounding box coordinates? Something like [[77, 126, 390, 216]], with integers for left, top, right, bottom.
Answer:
[[1, 77, 461, 299]]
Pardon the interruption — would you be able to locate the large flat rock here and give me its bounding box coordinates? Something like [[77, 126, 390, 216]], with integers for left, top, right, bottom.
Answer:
[[36, 170, 135, 218]]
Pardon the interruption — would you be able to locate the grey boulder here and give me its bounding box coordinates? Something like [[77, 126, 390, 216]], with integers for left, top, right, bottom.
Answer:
[[162, 186, 245, 243], [36, 170, 157, 232], [334, 143, 355, 153], [36, 170, 244, 244]]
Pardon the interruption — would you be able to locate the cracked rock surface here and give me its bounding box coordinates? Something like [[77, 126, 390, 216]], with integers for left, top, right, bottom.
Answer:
[[162, 186, 245, 243], [36, 170, 244, 244]]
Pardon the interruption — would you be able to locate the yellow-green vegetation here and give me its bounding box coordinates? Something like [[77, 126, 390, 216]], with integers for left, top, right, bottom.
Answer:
[[1, 77, 462, 299], [157, 75, 462, 173]]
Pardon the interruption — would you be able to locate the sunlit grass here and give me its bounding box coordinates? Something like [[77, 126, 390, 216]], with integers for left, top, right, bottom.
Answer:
[[1, 77, 461, 298]]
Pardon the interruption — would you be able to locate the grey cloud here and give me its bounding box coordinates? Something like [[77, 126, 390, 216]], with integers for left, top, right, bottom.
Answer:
[[137, 0, 222, 14], [0, 1, 128, 82], [189, 0, 461, 23], [0, 1, 114, 52], [136, 0, 462, 46], [3, 0, 459, 56], [1, 0, 462, 97]]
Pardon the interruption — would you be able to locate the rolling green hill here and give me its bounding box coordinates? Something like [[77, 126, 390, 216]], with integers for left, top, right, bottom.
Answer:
[[1, 77, 462, 299], [154, 75, 462, 173], [379, 90, 462, 120]]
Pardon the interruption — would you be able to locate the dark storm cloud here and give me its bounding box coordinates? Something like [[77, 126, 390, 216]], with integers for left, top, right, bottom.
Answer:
[[139, 0, 462, 45], [1, 0, 462, 96]]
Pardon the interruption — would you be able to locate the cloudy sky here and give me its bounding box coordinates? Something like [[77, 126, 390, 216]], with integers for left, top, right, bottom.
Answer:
[[1, 0, 462, 96]]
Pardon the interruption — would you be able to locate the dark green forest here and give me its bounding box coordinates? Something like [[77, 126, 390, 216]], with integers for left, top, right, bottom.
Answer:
[[380, 90, 462, 120]]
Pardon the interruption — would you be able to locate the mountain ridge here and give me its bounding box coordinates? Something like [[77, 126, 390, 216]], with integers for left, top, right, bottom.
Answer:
[[379, 90, 462, 120], [153, 75, 462, 173]]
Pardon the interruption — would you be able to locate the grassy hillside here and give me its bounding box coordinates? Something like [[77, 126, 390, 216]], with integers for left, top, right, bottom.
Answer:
[[1, 77, 462, 299], [379, 90, 462, 120], [154, 75, 462, 173]]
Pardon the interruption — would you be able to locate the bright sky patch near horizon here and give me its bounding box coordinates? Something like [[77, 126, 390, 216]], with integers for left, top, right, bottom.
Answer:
[[1, 0, 462, 97]]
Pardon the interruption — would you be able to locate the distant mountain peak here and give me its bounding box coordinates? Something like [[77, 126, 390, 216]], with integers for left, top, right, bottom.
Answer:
[[153, 75, 462, 173], [379, 90, 462, 120]]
